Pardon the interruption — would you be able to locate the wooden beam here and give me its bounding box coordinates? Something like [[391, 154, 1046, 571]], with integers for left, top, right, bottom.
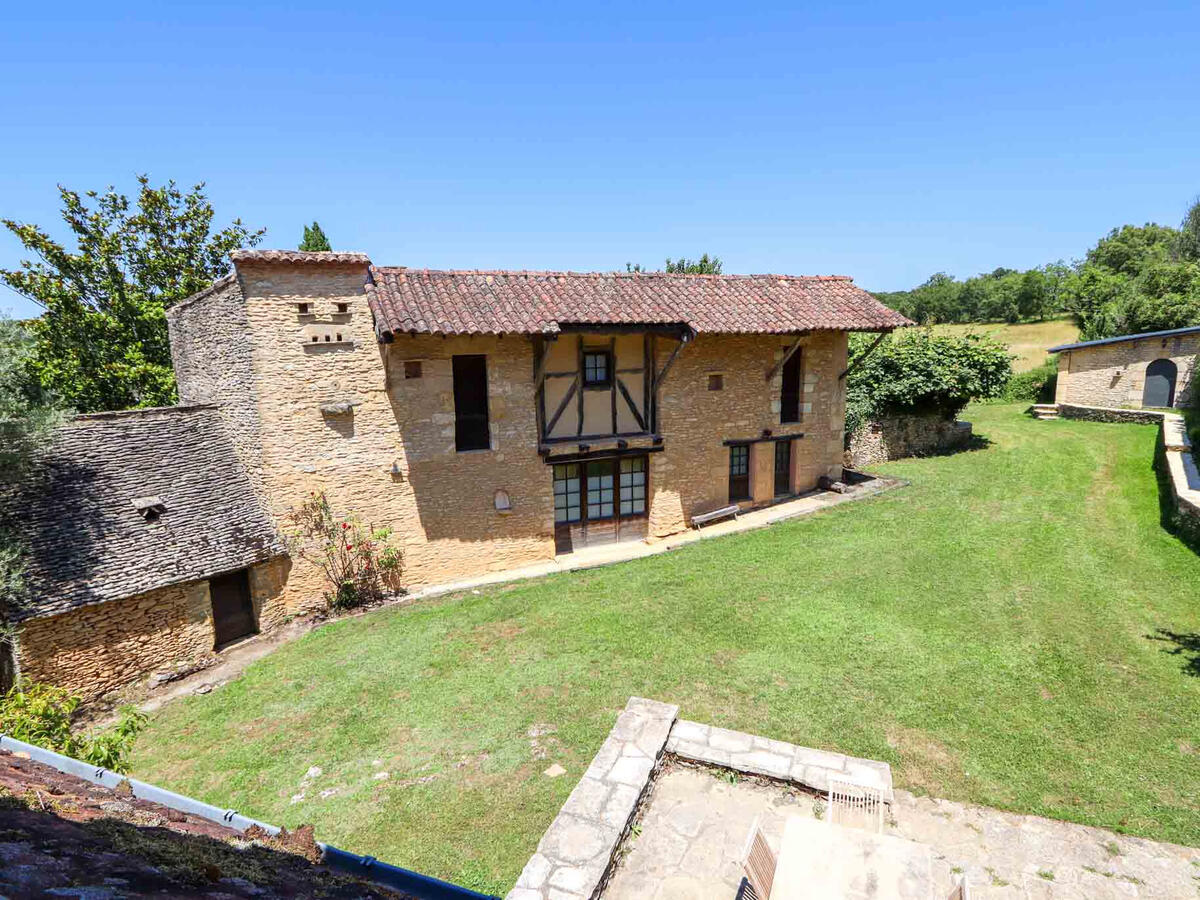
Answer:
[[839, 331, 890, 380], [546, 378, 578, 435], [532, 336, 547, 442], [576, 335, 585, 436], [609, 337, 618, 434], [654, 334, 691, 388], [617, 377, 647, 432], [765, 337, 805, 383]]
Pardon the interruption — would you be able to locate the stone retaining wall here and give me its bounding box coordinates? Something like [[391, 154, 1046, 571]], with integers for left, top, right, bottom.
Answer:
[[845, 415, 972, 468]]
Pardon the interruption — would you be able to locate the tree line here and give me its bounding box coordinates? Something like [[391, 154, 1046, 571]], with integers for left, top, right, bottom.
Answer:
[[875, 196, 1200, 340]]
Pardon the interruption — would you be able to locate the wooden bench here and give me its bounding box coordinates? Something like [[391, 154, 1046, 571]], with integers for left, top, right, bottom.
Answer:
[[691, 504, 739, 529]]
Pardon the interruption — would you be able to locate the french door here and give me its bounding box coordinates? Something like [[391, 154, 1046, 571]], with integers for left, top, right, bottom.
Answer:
[[553, 455, 648, 552]]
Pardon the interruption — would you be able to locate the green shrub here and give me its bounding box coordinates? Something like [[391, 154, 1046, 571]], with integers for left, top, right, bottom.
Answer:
[[1001, 357, 1058, 403], [0, 682, 147, 773], [846, 328, 1013, 437]]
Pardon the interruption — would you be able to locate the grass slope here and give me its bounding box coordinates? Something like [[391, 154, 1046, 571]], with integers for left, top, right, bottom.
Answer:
[[130, 405, 1200, 894], [932, 317, 1079, 372]]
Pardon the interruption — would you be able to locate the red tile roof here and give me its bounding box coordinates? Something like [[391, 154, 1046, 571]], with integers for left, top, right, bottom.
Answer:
[[231, 249, 371, 265], [366, 268, 911, 338]]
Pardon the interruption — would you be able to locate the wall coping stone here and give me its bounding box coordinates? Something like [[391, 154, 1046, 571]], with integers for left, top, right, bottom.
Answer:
[[665, 719, 894, 801], [507, 697, 679, 900]]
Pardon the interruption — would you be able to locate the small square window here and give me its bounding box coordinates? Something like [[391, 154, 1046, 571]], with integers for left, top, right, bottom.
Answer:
[[297, 303, 310, 314], [708, 374, 724, 391], [583, 351, 612, 388], [404, 360, 423, 380], [337, 302, 349, 313]]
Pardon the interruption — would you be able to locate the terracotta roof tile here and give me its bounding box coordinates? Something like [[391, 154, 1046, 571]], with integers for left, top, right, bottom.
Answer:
[[365, 268, 911, 338], [230, 249, 371, 265]]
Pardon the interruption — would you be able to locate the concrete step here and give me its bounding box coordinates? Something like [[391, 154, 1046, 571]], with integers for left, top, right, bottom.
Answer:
[[1032, 403, 1059, 420]]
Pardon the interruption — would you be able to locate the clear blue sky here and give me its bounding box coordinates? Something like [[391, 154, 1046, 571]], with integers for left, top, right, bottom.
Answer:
[[2, 0, 1198, 318]]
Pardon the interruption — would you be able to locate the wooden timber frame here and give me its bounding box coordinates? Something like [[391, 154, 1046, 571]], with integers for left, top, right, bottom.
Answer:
[[532, 324, 692, 454]]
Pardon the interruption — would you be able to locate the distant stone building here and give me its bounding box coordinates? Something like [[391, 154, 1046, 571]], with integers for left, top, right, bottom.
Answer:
[[1051, 325, 1200, 410], [8, 250, 910, 700], [6, 406, 288, 699]]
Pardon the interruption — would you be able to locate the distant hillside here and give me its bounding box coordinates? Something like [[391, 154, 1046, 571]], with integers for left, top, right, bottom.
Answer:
[[930, 317, 1079, 372]]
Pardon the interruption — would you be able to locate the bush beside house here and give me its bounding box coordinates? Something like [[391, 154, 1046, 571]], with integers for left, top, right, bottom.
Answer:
[[844, 329, 1012, 466]]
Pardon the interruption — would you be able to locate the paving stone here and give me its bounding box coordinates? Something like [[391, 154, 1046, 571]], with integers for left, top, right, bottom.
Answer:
[[563, 777, 610, 820], [547, 865, 593, 892], [669, 720, 709, 745], [541, 815, 607, 865], [608, 755, 653, 786]]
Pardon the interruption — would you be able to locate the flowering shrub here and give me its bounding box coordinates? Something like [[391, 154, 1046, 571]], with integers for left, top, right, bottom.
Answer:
[[0, 682, 147, 773], [285, 492, 403, 612]]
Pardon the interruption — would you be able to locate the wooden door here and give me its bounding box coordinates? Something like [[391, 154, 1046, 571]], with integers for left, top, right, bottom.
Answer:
[[1143, 358, 1177, 408], [210, 569, 257, 649], [774, 440, 792, 496], [553, 456, 648, 552]]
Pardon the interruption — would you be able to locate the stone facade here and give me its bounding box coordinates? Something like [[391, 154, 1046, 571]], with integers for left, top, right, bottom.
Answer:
[[845, 415, 973, 468], [168, 259, 853, 592], [16, 559, 289, 702], [1054, 332, 1200, 409]]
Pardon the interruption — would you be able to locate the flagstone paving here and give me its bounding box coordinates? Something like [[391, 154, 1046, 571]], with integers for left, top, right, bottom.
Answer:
[[604, 765, 1200, 899]]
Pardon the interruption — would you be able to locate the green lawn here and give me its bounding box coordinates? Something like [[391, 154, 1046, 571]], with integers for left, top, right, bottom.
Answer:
[[129, 404, 1200, 894]]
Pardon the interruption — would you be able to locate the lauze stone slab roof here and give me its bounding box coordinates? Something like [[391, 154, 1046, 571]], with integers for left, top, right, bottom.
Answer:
[[366, 267, 912, 338], [6, 405, 285, 623]]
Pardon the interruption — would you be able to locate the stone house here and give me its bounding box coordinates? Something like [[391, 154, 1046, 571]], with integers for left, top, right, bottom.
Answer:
[[167, 250, 909, 599], [5, 251, 908, 701], [4, 406, 289, 700], [1051, 325, 1200, 409]]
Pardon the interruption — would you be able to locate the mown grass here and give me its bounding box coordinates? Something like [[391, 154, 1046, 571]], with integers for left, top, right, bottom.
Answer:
[[130, 404, 1200, 894], [932, 317, 1078, 371]]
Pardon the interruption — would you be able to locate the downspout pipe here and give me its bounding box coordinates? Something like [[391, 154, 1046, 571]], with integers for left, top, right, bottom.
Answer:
[[0, 734, 499, 900]]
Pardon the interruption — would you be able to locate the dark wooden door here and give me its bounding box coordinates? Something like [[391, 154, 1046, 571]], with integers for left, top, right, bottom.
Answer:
[[1143, 359, 1177, 408], [210, 569, 256, 649], [774, 440, 792, 496], [552, 456, 648, 553]]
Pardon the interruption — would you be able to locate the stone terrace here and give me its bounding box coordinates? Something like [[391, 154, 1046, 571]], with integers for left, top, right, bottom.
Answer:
[[605, 765, 1200, 899]]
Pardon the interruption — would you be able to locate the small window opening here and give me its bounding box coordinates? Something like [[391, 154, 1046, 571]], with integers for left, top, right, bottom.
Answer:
[[404, 360, 423, 379], [708, 373, 724, 391], [337, 302, 349, 313], [583, 350, 612, 388], [336, 333, 343, 341], [298, 303, 310, 314], [324, 334, 331, 342], [311, 335, 319, 343]]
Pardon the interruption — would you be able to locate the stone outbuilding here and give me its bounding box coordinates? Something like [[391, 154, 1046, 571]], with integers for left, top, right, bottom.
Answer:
[[1051, 324, 1200, 410], [4, 405, 291, 700]]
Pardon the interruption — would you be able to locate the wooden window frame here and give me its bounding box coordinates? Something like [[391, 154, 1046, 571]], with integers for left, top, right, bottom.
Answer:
[[729, 444, 751, 503], [554, 454, 649, 526], [582, 349, 613, 389], [452, 354, 491, 452]]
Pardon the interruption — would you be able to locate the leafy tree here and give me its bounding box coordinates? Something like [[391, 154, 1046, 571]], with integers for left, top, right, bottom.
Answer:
[[299, 221, 332, 252], [1085, 223, 1176, 276], [0, 317, 62, 687], [1177, 197, 1200, 263], [665, 254, 722, 274], [1, 176, 263, 412]]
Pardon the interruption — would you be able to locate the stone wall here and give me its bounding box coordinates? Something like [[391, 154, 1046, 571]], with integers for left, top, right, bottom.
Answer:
[[166, 276, 265, 493], [1054, 333, 1200, 409], [16, 558, 288, 701], [845, 415, 972, 468], [169, 259, 852, 593]]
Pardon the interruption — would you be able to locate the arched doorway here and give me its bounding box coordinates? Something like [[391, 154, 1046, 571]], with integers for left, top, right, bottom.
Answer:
[[1143, 358, 1177, 408]]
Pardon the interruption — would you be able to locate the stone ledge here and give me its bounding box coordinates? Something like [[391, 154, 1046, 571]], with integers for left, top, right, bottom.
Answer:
[[665, 720, 894, 802], [507, 697, 679, 900]]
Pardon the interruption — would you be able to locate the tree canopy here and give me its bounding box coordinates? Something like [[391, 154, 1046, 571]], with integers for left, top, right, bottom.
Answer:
[[299, 221, 332, 252], [625, 253, 723, 274], [1, 176, 263, 413]]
